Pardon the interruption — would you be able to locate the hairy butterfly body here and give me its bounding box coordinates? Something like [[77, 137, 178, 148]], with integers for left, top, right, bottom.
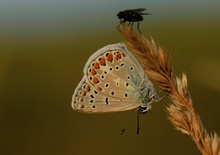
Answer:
[[72, 43, 158, 113]]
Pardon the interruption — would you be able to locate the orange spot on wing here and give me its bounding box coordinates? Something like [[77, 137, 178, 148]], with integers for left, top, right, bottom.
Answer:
[[106, 53, 113, 62], [85, 85, 90, 92], [94, 63, 100, 69], [81, 91, 86, 96], [97, 87, 102, 92], [79, 97, 84, 102], [93, 77, 99, 84], [115, 52, 122, 60], [99, 58, 106, 66], [91, 69, 96, 75]]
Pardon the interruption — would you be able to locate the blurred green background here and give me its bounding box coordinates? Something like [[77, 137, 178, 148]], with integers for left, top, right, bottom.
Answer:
[[0, 0, 219, 154]]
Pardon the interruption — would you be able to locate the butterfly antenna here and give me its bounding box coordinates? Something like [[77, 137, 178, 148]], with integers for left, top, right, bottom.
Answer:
[[120, 107, 140, 135], [137, 108, 140, 134]]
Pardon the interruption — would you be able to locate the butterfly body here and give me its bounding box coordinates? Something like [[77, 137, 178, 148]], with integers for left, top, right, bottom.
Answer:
[[72, 43, 157, 113]]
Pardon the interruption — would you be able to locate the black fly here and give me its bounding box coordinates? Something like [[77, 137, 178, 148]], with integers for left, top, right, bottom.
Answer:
[[117, 8, 151, 33]]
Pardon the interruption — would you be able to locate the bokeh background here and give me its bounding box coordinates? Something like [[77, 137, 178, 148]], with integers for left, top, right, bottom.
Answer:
[[0, 0, 220, 154]]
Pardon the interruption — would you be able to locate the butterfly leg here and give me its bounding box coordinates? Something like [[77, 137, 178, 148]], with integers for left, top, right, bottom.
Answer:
[[155, 94, 169, 102], [120, 105, 152, 135], [150, 90, 169, 102], [120, 107, 140, 135], [137, 108, 140, 134], [137, 105, 152, 134], [139, 78, 147, 91]]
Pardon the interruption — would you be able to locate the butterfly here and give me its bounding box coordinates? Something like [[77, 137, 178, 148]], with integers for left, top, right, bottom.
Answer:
[[71, 43, 159, 115]]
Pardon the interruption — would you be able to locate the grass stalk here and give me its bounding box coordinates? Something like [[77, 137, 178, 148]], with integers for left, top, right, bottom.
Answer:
[[118, 23, 220, 155]]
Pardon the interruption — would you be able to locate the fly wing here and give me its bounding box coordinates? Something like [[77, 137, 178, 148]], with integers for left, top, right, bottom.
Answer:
[[133, 8, 151, 15], [122, 8, 146, 14], [132, 8, 146, 12], [123, 8, 150, 15]]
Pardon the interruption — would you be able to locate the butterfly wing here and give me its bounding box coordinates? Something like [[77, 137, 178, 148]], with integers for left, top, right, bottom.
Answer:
[[72, 43, 151, 113]]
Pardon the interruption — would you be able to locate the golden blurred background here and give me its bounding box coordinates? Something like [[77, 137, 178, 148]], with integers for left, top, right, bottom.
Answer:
[[0, 0, 219, 154]]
